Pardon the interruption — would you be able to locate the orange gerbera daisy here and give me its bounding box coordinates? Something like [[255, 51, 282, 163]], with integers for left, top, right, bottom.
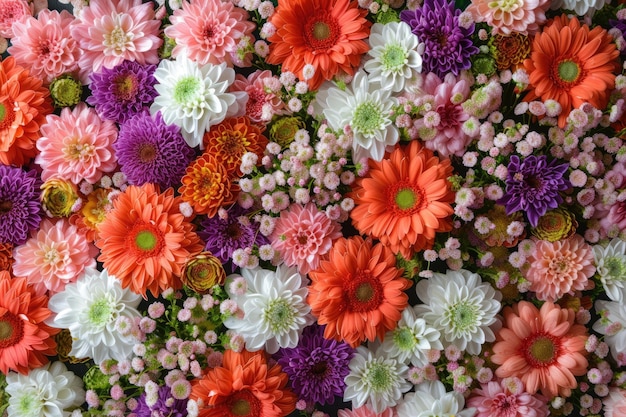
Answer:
[[0, 271, 59, 375], [202, 116, 268, 176], [349, 140, 455, 260], [523, 14, 620, 128], [491, 300, 588, 399], [0, 56, 53, 166], [307, 236, 411, 348], [190, 349, 297, 417], [96, 183, 204, 298], [266, 0, 371, 90], [179, 153, 239, 218]]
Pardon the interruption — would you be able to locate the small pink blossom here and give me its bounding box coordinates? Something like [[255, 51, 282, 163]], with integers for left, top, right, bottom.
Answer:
[[467, 377, 550, 417]]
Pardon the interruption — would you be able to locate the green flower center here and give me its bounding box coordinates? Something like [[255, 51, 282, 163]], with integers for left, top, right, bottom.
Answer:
[[264, 298, 295, 333], [174, 76, 202, 104], [393, 326, 417, 351], [16, 390, 43, 417], [88, 298, 114, 328], [352, 101, 385, 136], [365, 362, 393, 392], [0, 312, 24, 348], [0, 101, 15, 129], [395, 188, 418, 210], [381, 44, 406, 72], [313, 22, 331, 40], [557, 60, 581, 83], [446, 301, 479, 334], [526, 335, 557, 366], [356, 282, 374, 302], [0, 102, 6, 122], [50, 76, 82, 108], [605, 256, 626, 279], [227, 390, 260, 417], [135, 230, 158, 251]]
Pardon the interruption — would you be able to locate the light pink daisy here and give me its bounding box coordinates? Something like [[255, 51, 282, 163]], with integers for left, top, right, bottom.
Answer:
[[35, 102, 118, 184], [338, 405, 395, 417], [164, 0, 255, 66], [12, 218, 99, 295], [467, 0, 550, 36], [467, 377, 549, 417], [70, 0, 162, 74], [8, 9, 84, 85], [231, 69, 285, 123], [270, 202, 342, 274], [0, 0, 32, 38], [524, 234, 596, 302]]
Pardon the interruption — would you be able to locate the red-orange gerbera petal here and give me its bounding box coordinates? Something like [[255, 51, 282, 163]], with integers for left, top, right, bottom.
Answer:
[[307, 236, 411, 348], [266, 0, 371, 90], [95, 183, 204, 298], [523, 14, 620, 128], [0, 271, 59, 375], [349, 140, 455, 260], [190, 349, 297, 417]]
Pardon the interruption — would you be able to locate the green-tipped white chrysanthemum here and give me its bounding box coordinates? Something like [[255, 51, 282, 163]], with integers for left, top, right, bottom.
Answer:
[[593, 238, 626, 302], [150, 54, 246, 148], [414, 269, 502, 356], [364, 21, 424, 92], [395, 380, 476, 417], [378, 306, 443, 367], [315, 69, 399, 162], [344, 346, 412, 413], [223, 264, 314, 354], [6, 362, 85, 417], [46, 267, 142, 364]]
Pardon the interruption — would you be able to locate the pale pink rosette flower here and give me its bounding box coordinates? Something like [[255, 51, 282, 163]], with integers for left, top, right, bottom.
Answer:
[[467, 377, 549, 417], [270, 202, 342, 274], [524, 234, 596, 302], [0, 0, 32, 38], [231, 69, 285, 123], [8, 9, 84, 85], [467, 0, 550, 35], [164, 0, 255, 66], [35, 103, 118, 184], [70, 0, 162, 74], [12, 218, 99, 295]]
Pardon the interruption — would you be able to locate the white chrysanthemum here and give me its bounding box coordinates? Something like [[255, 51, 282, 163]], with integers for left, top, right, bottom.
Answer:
[[315, 70, 399, 162], [223, 264, 314, 354], [414, 269, 502, 355], [364, 21, 424, 92], [594, 299, 626, 362], [6, 361, 85, 417], [150, 54, 247, 148], [46, 267, 142, 363], [395, 380, 476, 417], [593, 238, 626, 302], [344, 346, 412, 413], [377, 306, 443, 367], [550, 0, 608, 16]]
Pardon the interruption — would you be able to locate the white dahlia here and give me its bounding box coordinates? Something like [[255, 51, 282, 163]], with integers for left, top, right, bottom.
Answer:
[[594, 299, 626, 363], [395, 380, 476, 417], [593, 238, 626, 302]]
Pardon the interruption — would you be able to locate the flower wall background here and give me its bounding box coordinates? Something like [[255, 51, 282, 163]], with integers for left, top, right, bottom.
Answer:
[[4, 0, 626, 416]]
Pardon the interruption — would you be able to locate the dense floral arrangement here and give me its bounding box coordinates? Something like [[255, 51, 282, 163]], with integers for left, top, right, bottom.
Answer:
[[4, 0, 626, 416]]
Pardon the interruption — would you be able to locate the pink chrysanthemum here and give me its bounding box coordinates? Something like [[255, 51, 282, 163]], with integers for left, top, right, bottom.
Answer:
[[0, 0, 32, 38], [270, 203, 342, 274], [467, 0, 550, 35], [524, 234, 596, 302], [467, 377, 549, 417], [70, 0, 162, 74], [36, 103, 118, 184], [164, 0, 255, 66], [12, 218, 99, 295], [8, 9, 84, 85], [230, 70, 285, 123], [604, 388, 626, 417]]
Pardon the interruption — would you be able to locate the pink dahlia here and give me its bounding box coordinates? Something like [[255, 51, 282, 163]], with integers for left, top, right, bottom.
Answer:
[[0, 0, 32, 38], [270, 202, 342, 274], [35, 103, 118, 184], [467, 377, 549, 417], [467, 0, 550, 36], [411, 72, 472, 158], [524, 234, 595, 302], [12, 218, 98, 295], [230, 70, 285, 123], [604, 388, 626, 417], [164, 0, 255, 66], [70, 0, 162, 74]]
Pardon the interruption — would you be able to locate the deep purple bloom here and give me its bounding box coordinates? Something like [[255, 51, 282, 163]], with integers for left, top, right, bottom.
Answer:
[[610, 18, 626, 57], [198, 203, 268, 268], [115, 111, 196, 189], [400, 0, 478, 78], [498, 155, 571, 227], [133, 385, 188, 417], [87, 60, 158, 124], [0, 165, 41, 246], [274, 324, 354, 406]]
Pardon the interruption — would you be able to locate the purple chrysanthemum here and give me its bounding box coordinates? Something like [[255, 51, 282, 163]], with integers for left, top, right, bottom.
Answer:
[[87, 60, 158, 124], [610, 17, 626, 57], [198, 203, 268, 268], [400, 0, 478, 78], [274, 324, 354, 406], [498, 155, 571, 227], [0, 165, 41, 246], [115, 111, 196, 189], [133, 385, 188, 417]]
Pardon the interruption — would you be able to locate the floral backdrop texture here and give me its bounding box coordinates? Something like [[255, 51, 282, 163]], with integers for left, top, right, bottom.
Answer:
[[4, 0, 626, 416]]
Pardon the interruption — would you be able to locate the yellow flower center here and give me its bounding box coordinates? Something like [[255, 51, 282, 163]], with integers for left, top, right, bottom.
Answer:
[[305, 13, 340, 50], [558, 60, 581, 83]]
